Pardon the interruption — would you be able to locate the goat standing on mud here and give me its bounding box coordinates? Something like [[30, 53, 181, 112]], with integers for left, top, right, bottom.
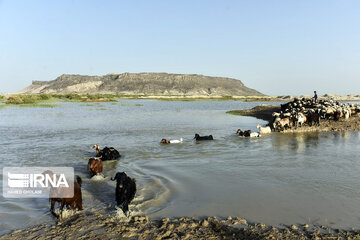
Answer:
[[275, 117, 291, 131]]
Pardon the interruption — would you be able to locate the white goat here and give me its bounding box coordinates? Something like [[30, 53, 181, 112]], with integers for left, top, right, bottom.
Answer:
[[256, 124, 271, 134], [295, 112, 307, 128], [250, 132, 261, 137]]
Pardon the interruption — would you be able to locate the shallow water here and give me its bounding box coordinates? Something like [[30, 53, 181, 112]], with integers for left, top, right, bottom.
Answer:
[[1, 100, 360, 235]]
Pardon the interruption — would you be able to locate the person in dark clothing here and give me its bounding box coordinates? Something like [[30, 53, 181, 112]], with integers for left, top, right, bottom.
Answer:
[[313, 91, 318, 102]]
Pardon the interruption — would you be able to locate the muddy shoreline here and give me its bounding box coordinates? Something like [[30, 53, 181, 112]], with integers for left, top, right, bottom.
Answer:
[[2, 211, 360, 239]]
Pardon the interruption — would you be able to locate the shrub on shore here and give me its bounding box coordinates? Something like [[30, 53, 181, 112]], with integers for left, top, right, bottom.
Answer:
[[51, 94, 117, 102], [38, 94, 52, 100], [5, 94, 52, 104], [6, 95, 26, 104]]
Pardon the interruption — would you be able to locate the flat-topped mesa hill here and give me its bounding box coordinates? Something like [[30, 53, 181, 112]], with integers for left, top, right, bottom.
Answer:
[[19, 72, 264, 96]]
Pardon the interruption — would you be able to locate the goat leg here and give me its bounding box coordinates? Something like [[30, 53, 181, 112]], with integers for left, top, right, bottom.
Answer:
[[50, 199, 60, 219], [59, 201, 65, 220]]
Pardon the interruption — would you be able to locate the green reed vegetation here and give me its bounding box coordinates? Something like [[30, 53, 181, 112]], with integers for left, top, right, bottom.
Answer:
[[51, 94, 117, 102], [4, 94, 118, 105], [120, 103, 144, 107], [5, 94, 52, 104], [19, 104, 58, 108]]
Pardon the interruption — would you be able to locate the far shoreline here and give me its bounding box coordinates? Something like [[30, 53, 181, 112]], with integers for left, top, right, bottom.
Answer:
[[1, 93, 360, 104]]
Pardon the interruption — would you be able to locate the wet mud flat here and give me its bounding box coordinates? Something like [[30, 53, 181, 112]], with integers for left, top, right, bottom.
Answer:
[[2, 211, 360, 240]]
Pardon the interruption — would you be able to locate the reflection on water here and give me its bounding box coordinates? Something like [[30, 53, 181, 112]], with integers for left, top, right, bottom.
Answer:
[[272, 132, 321, 153], [1, 100, 360, 235]]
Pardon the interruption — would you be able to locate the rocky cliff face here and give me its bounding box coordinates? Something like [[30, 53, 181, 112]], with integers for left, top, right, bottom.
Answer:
[[19, 72, 264, 96]]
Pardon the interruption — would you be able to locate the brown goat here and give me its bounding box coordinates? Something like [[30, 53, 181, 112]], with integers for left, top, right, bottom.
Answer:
[[50, 176, 83, 219], [161, 138, 170, 144], [87, 157, 103, 177], [275, 117, 291, 131]]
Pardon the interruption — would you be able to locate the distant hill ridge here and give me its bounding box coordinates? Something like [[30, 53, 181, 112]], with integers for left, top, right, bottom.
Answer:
[[19, 72, 264, 96]]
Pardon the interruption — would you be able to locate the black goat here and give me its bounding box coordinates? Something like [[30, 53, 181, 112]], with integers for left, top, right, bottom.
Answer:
[[194, 133, 213, 140], [111, 172, 136, 216], [93, 144, 121, 161]]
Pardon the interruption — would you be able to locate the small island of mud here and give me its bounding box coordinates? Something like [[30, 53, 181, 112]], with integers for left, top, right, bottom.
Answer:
[[227, 98, 360, 132]]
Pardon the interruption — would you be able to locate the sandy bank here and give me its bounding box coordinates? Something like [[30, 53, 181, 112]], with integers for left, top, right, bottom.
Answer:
[[2, 211, 360, 240]]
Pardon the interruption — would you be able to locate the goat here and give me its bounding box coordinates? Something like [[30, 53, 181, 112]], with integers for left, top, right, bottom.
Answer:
[[243, 130, 251, 137], [343, 109, 350, 119], [275, 117, 290, 131], [334, 110, 343, 121], [111, 172, 136, 216], [306, 109, 321, 126], [194, 134, 213, 140], [236, 129, 244, 136], [256, 124, 271, 134], [242, 130, 260, 137], [249, 132, 261, 137], [325, 107, 335, 120], [87, 157, 103, 178], [161, 138, 183, 144], [50, 176, 83, 219], [93, 144, 121, 161], [294, 112, 307, 128]]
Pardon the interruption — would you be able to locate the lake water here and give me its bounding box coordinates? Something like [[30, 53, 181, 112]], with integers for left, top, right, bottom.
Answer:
[[1, 100, 360, 235]]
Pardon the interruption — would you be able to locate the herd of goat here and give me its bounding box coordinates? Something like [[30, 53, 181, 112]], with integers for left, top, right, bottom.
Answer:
[[270, 98, 360, 132], [50, 98, 360, 218]]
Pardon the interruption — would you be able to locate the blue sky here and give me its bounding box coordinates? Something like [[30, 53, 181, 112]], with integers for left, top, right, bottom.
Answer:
[[0, 0, 359, 95]]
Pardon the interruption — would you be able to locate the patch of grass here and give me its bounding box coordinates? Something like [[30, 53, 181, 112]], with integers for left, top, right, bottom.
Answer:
[[51, 94, 117, 102], [222, 95, 233, 99], [38, 94, 52, 100], [115, 94, 146, 99], [6, 95, 37, 104], [80, 103, 100, 107], [120, 103, 143, 107], [0, 104, 8, 109], [19, 104, 58, 108], [155, 98, 205, 101], [5, 94, 58, 104], [52, 94, 83, 101]]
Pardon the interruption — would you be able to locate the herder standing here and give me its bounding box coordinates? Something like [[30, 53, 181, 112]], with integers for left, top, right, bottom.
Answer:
[[313, 91, 318, 102]]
